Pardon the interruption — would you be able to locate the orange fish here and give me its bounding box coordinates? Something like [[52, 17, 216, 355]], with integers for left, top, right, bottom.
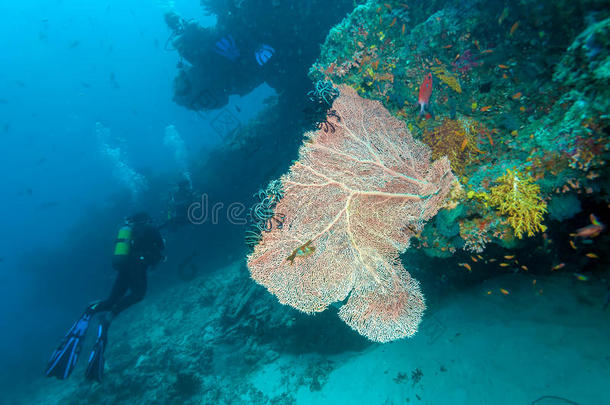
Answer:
[[574, 214, 605, 238], [384, 3, 392, 10], [502, 73, 508, 79], [402, 24, 405, 35], [504, 255, 515, 259], [499, 263, 510, 267], [552, 263, 565, 271], [471, 255, 478, 262], [376, 6, 382, 13], [459, 263, 472, 272], [521, 265, 528, 271], [510, 21, 520, 36], [569, 240, 577, 250], [477, 255, 484, 260], [473, 40, 480, 50], [486, 290, 493, 295], [418, 73, 434, 118], [519, 106, 526, 112], [500, 288, 510, 295], [480, 106, 492, 112], [586, 253, 599, 259], [498, 64, 510, 69], [533, 279, 537, 285], [512, 92, 522, 99], [389, 17, 397, 27], [481, 49, 494, 54], [357, 41, 364, 48], [443, 44, 453, 49]]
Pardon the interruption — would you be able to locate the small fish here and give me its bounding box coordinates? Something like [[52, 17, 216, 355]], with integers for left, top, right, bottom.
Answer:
[[417, 73, 434, 118], [498, 64, 510, 69], [500, 288, 510, 295], [489, 258, 497, 263], [473, 40, 480, 50], [443, 44, 453, 49], [471, 255, 478, 262], [519, 106, 526, 112], [357, 41, 364, 48], [481, 49, 494, 54], [569, 240, 577, 250], [498, 8, 509, 25], [499, 263, 510, 267], [512, 92, 522, 99], [585, 253, 599, 259], [480, 106, 492, 112], [574, 273, 589, 281], [459, 263, 472, 272], [504, 255, 515, 259], [459, 138, 468, 152], [502, 73, 508, 79], [384, 3, 392, 10], [509, 21, 520, 36], [477, 255, 484, 260], [402, 24, 405, 35], [533, 279, 537, 286], [286, 240, 316, 265], [389, 17, 397, 27], [552, 263, 565, 271], [521, 265, 529, 271], [486, 290, 492, 295], [574, 214, 605, 238]]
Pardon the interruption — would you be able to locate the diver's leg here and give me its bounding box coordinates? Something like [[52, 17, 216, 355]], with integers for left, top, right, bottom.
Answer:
[[88, 270, 129, 314], [109, 264, 148, 316]]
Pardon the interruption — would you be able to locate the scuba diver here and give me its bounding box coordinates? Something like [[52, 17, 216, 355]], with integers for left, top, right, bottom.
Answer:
[[163, 178, 197, 230], [45, 212, 165, 382]]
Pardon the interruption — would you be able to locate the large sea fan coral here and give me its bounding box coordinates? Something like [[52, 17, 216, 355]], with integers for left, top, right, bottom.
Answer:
[[247, 85, 455, 342]]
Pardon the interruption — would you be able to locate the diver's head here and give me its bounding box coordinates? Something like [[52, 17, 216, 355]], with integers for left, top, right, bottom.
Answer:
[[164, 11, 183, 32], [126, 212, 152, 225]]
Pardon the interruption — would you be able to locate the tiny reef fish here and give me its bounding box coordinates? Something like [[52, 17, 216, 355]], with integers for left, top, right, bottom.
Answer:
[[509, 21, 520, 36], [552, 263, 566, 271], [480, 106, 492, 112], [286, 240, 315, 265], [512, 92, 522, 99], [574, 214, 605, 238], [500, 288, 510, 295], [459, 263, 472, 272], [574, 273, 589, 281], [417, 73, 433, 118], [585, 253, 599, 259]]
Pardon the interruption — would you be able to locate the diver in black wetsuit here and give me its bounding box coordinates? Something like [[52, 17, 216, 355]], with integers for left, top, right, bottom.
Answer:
[[45, 212, 165, 382], [91, 212, 165, 318], [163, 179, 197, 230]]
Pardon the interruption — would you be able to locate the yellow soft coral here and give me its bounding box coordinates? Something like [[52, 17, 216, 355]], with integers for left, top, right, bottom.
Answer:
[[488, 169, 547, 239], [431, 65, 462, 93]]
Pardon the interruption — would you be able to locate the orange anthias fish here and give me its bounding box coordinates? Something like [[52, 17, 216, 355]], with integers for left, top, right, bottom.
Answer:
[[574, 214, 605, 238], [510, 21, 520, 36], [418, 73, 434, 118], [512, 92, 522, 99]]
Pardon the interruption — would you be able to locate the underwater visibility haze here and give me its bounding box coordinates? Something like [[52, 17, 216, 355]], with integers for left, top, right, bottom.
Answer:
[[1, 0, 609, 404]]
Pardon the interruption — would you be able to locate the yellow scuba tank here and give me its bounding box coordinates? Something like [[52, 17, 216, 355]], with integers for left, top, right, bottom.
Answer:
[[112, 224, 133, 268]]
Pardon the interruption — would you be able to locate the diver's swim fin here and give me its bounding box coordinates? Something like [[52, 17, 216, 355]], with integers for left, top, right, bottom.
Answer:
[[85, 319, 108, 382], [45, 310, 92, 379]]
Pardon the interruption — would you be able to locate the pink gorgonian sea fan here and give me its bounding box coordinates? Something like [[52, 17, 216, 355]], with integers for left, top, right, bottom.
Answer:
[[247, 85, 455, 342]]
